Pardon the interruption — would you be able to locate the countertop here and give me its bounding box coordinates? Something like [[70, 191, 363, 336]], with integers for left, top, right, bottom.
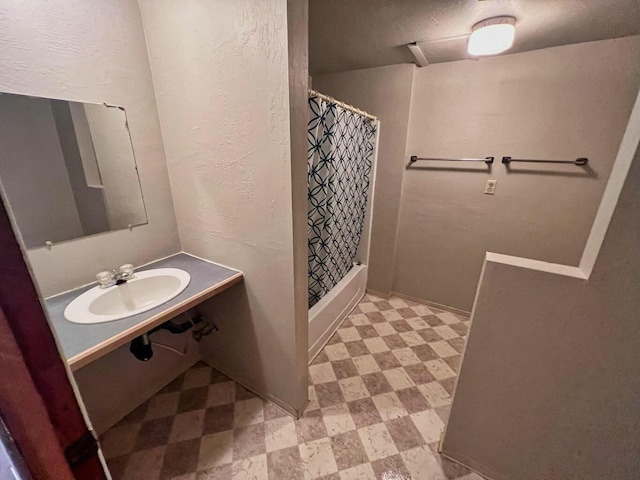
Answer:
[[45, 253, 243, 371]]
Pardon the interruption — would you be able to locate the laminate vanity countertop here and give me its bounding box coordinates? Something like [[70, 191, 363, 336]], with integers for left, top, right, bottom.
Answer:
[[44, 253, 243, 371]]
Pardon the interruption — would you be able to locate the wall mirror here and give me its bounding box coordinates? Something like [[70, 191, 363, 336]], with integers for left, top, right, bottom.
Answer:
[[0, 93, 147, 249]]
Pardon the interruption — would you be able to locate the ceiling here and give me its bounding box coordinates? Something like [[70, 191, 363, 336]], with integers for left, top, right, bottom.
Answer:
[[309, 0, 640, 75]]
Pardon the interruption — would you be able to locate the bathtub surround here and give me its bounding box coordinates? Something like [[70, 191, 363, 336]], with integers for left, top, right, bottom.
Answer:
[[313, 65, 415, 296], [315, 36, 640, 311], [138, 0, 309, 414]]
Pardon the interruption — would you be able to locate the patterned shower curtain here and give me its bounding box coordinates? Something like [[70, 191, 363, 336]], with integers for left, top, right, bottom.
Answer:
[[307, 94, 377, 308]]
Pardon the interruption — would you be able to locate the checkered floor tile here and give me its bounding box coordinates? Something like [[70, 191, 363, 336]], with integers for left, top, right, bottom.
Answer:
[[101, 294, 481, 479]]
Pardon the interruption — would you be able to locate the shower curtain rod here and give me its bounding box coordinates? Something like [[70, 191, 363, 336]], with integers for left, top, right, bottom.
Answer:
[[309, 89, 377, 121]]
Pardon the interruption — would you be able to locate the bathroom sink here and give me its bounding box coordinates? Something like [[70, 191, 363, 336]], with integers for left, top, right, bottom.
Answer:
[[64, 268, 191, 324]]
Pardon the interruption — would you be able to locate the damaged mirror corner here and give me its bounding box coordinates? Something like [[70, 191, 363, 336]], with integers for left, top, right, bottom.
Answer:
[[0, 92, 148, 249]]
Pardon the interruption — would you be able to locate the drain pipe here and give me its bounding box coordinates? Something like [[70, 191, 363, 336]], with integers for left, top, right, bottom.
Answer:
[[129, 312, 218, 362], [130, 334, 153, 361]]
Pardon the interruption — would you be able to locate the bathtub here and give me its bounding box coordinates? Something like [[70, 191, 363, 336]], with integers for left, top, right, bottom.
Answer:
[[308, 264, 368, 362]]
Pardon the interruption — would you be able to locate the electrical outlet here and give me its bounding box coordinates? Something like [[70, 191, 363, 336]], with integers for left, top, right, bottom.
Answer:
[[484, 180, 497, 195]]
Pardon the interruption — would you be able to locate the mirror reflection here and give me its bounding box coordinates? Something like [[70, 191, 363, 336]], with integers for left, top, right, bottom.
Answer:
[[0, 93, 147, 248]]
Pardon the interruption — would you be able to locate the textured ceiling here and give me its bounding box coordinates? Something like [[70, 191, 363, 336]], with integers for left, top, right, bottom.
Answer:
[[309, 0, 640, 75]]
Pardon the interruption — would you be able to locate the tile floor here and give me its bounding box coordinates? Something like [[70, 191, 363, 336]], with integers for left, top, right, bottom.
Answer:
[[101, 294, 480, 480]]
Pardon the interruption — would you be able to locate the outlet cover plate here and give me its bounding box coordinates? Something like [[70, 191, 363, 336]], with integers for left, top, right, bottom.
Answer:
[[485, 180, 497, 195]]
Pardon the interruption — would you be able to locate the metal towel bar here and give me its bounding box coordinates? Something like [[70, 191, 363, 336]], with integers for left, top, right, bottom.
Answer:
[[502, 156, 588, 166], [409, 155, 494, 165]]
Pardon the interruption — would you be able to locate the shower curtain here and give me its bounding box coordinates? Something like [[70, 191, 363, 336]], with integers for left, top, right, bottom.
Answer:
[[307, 94, 377, 308]]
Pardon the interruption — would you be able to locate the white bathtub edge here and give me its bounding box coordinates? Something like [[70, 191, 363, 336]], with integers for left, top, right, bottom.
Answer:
[[308, 265, 368, 363]]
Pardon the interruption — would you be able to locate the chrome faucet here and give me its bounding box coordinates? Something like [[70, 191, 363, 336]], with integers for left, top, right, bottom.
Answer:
[[96, 264, 135, 288]]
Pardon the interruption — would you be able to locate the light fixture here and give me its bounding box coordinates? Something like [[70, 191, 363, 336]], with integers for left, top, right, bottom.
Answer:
[[467, 16, 516, 56]]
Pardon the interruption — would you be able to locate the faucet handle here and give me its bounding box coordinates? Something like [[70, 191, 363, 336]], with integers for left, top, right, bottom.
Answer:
[[96, 271, 115, 288], [119, 264, 135, 279]]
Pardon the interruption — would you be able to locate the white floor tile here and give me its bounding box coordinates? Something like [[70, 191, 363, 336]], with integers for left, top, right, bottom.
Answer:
[[232, 454, 268, 480], [299, 438, 339, 479], [357, 423, 398, 461], [410, 410, 444, 444], [234, 398, 264, 427], [265, 417, 298, 453]]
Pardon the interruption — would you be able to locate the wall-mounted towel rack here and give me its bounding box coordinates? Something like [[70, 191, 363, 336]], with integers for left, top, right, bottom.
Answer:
[[410, 155, 494, 165], [502, 156, 588, 166]]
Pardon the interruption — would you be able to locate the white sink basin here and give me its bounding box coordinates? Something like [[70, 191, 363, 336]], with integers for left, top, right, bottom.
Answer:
[[64, 268, 191, 324]]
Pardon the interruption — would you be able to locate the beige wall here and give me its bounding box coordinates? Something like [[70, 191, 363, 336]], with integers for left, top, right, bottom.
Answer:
[[0, 0, 186, 433], [394, 36, 640, 311], [287, 0, 312, 410], [313, 65, 415, 295], [138, 0, 308, 413], [0, 1, 180, 297], [443, 92, 640, 478]]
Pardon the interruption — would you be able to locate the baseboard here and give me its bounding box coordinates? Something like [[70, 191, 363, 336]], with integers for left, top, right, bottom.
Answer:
[[260, 389, 308, 420], [365, 288, 390, 299], [390, 291, 471, 317], [440, 450, 507, 480], [199, 360, 306, 419]]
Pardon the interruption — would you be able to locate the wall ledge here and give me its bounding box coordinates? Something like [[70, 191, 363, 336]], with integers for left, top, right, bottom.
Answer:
[[485, 252, 588, 280]]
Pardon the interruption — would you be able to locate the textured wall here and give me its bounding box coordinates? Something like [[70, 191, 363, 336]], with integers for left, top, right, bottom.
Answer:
[[138, 0, 308, 413], [394, 36, 640, 311], [443, 93, 640, 478], [313, 64, 415, 295], [0, 0, 187, 434], [286, 0, 312, 407], [0, 0, 180, 297]]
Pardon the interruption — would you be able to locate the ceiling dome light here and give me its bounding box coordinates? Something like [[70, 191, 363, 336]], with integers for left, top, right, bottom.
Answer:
[[468, 16, 516, 56]]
